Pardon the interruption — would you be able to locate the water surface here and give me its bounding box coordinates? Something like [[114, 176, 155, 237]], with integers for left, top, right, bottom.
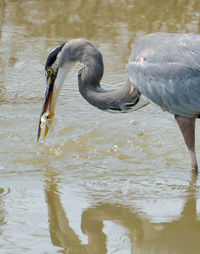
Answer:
[[0, 0, 200, 253]]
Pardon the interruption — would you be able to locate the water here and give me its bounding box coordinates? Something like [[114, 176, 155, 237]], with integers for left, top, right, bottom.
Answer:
[[0, 0, 200, 253]]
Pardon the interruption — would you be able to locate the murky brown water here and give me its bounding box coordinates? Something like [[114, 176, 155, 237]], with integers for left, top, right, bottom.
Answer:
[[0, 0, 200, 253]]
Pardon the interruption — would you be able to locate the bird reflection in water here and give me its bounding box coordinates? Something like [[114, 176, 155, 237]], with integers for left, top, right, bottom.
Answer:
[[45, 173, 200, 254]]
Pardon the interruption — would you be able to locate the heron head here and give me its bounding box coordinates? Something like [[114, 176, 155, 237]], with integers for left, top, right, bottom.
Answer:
[[37, 43, 65, 141], [37, 38, 102, 141]]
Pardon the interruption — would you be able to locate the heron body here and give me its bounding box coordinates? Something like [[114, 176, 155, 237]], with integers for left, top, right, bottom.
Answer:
[[127, 33, 200, 118], [38, 33, 200, 173]]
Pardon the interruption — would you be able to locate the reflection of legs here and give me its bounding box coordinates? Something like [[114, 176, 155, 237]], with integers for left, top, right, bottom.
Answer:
[[175, 115, 198, 173]]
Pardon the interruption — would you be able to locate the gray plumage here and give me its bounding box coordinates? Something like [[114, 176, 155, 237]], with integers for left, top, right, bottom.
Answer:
[[127, 33, 200, 118], [39, 32, 200, 173], [50, 38, 148, 113]]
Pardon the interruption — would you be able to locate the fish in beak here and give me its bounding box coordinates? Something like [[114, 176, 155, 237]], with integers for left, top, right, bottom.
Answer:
[[37, 68, 58, 141]]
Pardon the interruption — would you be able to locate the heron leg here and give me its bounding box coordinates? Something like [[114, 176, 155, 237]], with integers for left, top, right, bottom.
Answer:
[[175, 115, 198, 173]]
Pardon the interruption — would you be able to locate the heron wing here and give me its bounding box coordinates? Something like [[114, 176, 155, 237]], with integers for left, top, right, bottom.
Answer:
[[127, 33, 200, 117]]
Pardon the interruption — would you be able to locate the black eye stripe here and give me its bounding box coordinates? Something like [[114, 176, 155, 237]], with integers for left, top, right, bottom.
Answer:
[[45, 43, 65, 70]]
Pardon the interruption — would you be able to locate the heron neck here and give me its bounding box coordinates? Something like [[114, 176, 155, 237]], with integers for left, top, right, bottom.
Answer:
[[78, 67, 142, 112], [69, 40, 148, 112]]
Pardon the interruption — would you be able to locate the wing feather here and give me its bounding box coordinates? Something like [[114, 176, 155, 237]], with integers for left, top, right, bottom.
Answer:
[[127, 33, 200, 117]]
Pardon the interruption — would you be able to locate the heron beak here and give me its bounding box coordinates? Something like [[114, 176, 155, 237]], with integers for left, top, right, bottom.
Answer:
[[37, 72, 58, 141]]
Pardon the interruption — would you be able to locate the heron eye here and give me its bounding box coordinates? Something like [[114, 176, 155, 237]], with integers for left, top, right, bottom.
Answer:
[[47, 69, 54, 75]]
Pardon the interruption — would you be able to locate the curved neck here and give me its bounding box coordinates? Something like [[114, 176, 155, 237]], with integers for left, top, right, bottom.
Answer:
[[78, 68, 142, 112], [77, 44, 142, 112], [58, 39, 148, 112]]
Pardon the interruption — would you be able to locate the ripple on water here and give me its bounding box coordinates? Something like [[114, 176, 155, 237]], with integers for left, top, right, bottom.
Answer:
[[0, 186, 11, 197]]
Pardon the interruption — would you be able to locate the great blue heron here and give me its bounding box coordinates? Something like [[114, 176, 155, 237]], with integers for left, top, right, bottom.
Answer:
[[37, 33, 200, 173]]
